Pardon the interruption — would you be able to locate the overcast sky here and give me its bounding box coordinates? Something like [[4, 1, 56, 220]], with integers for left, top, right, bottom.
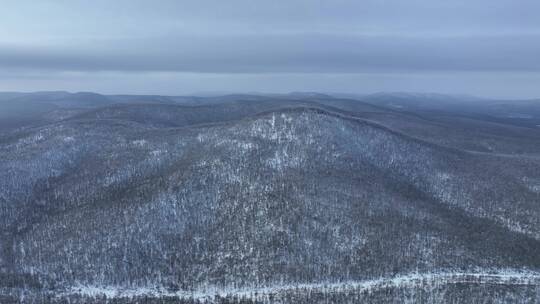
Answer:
[[1, 0, 540, 98]]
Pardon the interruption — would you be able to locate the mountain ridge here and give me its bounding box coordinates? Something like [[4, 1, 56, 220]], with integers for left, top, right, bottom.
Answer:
[[1, 93, 539, 303]]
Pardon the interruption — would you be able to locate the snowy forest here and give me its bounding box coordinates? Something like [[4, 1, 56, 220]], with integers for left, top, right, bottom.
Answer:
[[0, 92, 539, 303]]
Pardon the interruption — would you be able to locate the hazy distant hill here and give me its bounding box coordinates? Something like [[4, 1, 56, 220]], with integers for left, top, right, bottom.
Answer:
[[0, 92, 111, 131], [359, 92, 540, 128]]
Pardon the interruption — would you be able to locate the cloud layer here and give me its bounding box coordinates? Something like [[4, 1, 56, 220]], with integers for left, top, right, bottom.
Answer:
[[1, 0, 539, 96], [2, 34, 540, 73]]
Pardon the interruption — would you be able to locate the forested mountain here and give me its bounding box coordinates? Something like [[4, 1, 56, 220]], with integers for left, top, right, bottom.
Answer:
[[0, 93, 539, 303]]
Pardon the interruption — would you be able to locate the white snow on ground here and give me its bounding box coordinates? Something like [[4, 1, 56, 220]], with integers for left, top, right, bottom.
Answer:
[[63, 136, 75, 143], [60, 270, 540, 301], [132, 139, 147, 147], [523, 177, 540, 194]]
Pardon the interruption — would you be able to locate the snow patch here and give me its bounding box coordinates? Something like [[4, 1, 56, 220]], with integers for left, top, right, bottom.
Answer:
[[132, 139, 147, 147], [59, 270, 540, 301], [437, 172, 451, 181], [16, 132, 45, 147], [267, 148, 302, 171], [523, 177, 540, 194], [150, 149, 165, 157]]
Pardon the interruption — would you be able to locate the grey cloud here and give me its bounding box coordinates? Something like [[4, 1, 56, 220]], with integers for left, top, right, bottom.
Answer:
[[1, 0, 540, 96], [1, 34, 540, 73]]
